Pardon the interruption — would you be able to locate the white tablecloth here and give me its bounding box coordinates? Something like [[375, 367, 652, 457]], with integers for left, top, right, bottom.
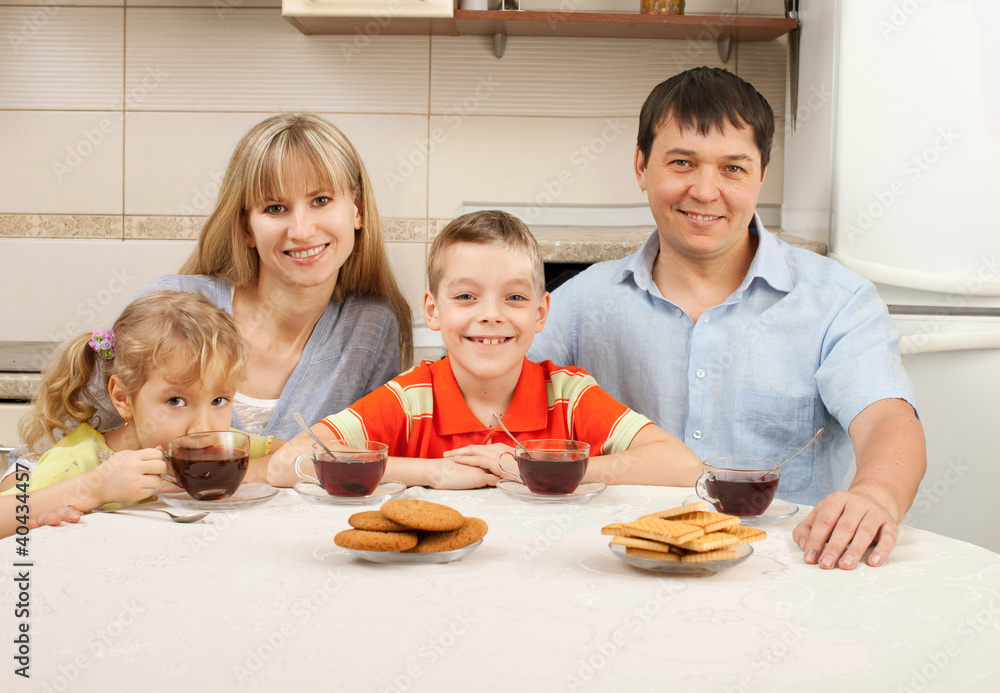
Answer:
[[3, 486, 1000, 692]]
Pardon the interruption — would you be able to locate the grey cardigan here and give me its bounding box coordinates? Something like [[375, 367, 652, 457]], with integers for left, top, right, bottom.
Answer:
[[136, 275, 402, 440]]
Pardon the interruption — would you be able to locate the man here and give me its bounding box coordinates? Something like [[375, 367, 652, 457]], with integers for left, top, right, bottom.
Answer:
[[528, 67, 926, 571]]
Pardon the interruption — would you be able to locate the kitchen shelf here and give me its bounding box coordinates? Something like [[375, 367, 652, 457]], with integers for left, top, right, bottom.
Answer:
[[284, 10, 797, 59]]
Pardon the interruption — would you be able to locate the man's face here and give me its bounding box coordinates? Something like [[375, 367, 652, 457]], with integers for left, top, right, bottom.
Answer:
[[635, 116, 767, 264]]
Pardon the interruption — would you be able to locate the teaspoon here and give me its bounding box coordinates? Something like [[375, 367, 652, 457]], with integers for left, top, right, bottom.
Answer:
[[780, 428, 824, 467], [492, 413, 533, 459]]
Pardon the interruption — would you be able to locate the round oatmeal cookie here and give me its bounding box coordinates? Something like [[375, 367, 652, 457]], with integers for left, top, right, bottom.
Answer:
[[348, 511, 412, 532], [408, 517, 489, 553], [335, 528, 419, 552], [380, 499, 465, 532]]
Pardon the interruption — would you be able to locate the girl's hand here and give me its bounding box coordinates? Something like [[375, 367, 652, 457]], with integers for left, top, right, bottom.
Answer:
[[444, 444, 519, 480], [27, 505, 84, 529], [89, 448, 168, 506]]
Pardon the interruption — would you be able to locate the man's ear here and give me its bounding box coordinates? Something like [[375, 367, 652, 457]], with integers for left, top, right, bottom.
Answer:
[[108, 375, 133, 420], [423, 290, 441, 331], [634, 145, 648, 191]]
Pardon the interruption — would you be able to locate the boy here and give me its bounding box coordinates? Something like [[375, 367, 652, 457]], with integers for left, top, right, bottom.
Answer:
[[266, 211, 701, 489]]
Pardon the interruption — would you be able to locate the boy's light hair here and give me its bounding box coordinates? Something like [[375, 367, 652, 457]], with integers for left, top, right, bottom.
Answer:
[[428, 211, 545, 296], [19, 291, 248, 451], [178, 112, 412, 369]]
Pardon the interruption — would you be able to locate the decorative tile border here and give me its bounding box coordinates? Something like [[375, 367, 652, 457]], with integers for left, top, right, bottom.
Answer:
[[0, 214, 122, 239], [125, 215, 205, 240]]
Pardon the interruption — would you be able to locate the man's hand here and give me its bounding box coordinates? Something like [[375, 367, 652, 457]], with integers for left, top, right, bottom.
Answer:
[[792, 490, 898, 569]]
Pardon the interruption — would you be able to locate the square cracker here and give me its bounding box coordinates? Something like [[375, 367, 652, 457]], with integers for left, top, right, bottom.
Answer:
[[626, 547, 682, 562], [723, 525, 767, 545], [671, 511, 741, 534], [677, 531, 742, 553], [639, 501, 708, 521], [610, 535, 675, 553], [679, 548, 739, 562], [622, 518, 704, 545]]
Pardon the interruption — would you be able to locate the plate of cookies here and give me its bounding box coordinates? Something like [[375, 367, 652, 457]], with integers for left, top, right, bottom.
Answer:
[[334, 499, 488, 564], [602, 501, 766, 576]]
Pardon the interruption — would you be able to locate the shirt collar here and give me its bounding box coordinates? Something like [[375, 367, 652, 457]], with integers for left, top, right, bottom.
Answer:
[[431, 356, 548, 436], [617, 211, 793, 296]]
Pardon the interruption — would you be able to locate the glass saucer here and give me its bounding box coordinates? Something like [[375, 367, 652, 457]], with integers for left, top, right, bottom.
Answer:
[[609, 541, 753, 577], [342, 539, 483, 565], [497, 479, 606, 504], [684, 496, 799, 526], [293, 480, 406, 505], [157, 482, 278, 511]]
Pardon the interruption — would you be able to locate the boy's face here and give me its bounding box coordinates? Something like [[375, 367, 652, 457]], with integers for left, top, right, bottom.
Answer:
[[424, 241, 549, 387]]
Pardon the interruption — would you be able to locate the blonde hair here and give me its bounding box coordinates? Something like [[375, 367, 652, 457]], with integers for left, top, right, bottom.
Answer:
[[19, 291, 249, 451], [428, 210, 545, 296], [179, 112, 413, 368]]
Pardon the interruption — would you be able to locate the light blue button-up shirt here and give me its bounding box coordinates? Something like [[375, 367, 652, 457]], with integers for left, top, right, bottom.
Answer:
[[528, 216, 917, 505]]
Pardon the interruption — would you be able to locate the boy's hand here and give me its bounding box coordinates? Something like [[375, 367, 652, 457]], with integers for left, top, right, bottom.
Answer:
[[91, 449, 168, 506], [423, 459, 500, 490], [444, 444, 518, 480]]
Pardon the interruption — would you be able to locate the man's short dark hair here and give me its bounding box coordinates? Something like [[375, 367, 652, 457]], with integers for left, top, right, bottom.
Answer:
[[637, 67, 774, 176]]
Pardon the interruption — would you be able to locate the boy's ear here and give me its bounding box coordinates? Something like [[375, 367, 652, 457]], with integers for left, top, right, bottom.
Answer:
[[107, 375, 134, 420], [534, 291, 551, 333], [423, 290, 441, 331]]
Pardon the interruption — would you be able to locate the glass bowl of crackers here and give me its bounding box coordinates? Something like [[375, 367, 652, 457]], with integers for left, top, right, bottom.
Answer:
[[602, 500, 766, 576], [333, 499, 488, 565]]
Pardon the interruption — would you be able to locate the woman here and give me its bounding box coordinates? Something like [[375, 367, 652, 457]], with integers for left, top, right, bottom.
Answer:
[[149, 113, 413, 441], [1, 114, 412, 490]]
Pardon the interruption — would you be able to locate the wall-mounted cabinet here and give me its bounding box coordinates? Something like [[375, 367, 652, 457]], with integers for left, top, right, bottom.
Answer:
[[283, 6, 797, 57]]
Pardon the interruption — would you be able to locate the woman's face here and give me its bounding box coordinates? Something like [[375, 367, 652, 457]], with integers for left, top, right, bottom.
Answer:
[[245, 161, 360, 295]]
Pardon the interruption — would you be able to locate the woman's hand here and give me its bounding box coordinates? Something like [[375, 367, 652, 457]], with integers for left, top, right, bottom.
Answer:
[[443, 444, 519, 480]]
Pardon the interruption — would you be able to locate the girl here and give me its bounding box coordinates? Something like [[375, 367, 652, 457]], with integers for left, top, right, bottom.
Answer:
[[1, 290, 268, 536]]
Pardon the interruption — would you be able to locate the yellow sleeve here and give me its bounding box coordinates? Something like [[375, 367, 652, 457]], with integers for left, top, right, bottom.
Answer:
[[231, 429, 272, 458]]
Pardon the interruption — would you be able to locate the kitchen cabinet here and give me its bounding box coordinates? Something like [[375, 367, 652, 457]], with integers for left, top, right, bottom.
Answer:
[[282, 6, 797, 59]]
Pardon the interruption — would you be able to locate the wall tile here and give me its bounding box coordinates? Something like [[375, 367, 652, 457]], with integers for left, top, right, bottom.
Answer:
[[125, 8, 430, 113], [0, 111, 124, 214], [428, 114, 644, 220], [736, 37, 786, 205], [0, 7, 123, 110], [430, 35, 724, 118], [123, 112, 428, 219], [385, 242, 428, 323], [1, 238, 196, 342]]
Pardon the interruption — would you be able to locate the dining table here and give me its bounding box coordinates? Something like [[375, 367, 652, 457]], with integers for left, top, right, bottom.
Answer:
[[2, 484, 999, 692]]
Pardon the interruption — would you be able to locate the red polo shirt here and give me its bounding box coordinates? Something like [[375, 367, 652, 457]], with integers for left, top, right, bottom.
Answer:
[[320, 356, 651, 458]]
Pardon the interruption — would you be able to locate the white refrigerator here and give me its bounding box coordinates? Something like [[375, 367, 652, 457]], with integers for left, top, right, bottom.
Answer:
[[828, 0, 1000, 552]]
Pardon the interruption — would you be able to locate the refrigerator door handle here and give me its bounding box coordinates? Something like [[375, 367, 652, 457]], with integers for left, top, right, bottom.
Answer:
[[900, 332, 1000, 355], [830, 253, 1000, 297]]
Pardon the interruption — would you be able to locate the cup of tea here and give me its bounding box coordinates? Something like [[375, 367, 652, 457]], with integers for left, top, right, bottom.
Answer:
[[500, 439, 590, 495], [295, 440, 388, 497], [695, 457, 781, 517], [165, 431, 250, 501]]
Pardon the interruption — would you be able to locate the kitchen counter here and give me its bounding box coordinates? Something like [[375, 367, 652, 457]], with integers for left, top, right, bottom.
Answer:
[[0, 229, 826, 401]]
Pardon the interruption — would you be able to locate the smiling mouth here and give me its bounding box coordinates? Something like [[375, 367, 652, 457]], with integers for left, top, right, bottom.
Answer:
[[468, 337, 512, 346], [286, 244, 328, 259], [682, 212, 723, 222]]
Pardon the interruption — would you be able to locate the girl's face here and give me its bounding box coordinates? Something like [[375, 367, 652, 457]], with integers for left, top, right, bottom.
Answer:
[[112, 364, 236, 450], [244, 159, 360, 296]]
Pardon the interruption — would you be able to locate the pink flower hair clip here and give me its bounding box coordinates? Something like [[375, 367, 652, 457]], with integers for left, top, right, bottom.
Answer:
[[88, 329, 115, 361]]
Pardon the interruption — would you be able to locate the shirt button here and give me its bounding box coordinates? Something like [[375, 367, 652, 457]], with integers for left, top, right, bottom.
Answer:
[[675, 309, 682, 318], [696, 369, 706, 378], [704, 316, 710, 323], [693, 430, 702, 439]]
